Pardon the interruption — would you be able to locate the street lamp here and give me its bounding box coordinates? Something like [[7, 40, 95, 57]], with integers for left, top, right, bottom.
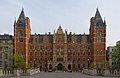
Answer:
[[34, 58, 36, 68], [39, 60, 42, 71], [88, 58, 90, 70]]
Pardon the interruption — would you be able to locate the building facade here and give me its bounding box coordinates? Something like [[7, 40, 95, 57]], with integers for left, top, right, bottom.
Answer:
[[14, 8, 106, 71], [107, 46, 116, 68], [107, 41, 120, 69], [0, 34, 13, 69]]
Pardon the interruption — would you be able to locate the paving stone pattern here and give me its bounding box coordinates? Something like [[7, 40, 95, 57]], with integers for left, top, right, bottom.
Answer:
[[5, 72, 119, 78]]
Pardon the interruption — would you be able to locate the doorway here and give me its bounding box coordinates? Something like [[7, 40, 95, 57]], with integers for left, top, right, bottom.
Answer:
[[57, 63, 63, 70]]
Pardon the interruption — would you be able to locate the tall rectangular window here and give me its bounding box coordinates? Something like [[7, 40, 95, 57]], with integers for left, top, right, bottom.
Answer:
[[73, 64, 75, 68], [97, 32, 102, 43], [0, 54, 2, 59], [78, 64, 80, 68], [50, 52, 53, 56], [78, 52, 80, 56], [88, 52, 90, 55], [78, 58, 80, 62], [83, 58, 85, 62], [19, 38, 23, 42], [0, 61, 2, 67]]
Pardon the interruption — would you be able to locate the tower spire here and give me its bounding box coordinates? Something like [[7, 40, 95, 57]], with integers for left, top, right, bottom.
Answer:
[[56, 25, 64, 34], [18, 8, 26, 20], [17, 8, 26, 27], [94, 8, 105, 27], [95, 8, 102, 19]]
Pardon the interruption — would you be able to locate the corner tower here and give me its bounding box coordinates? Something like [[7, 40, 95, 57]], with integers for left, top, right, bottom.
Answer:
[[14, 8, 31, 66], [90, 8, 106, 68]]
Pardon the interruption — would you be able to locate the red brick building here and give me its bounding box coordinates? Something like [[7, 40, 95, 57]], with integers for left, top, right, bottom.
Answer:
[[14, 8, 106, 71]]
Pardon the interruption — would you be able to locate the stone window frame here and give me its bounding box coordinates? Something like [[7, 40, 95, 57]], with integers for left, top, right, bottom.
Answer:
[[78, 52, 80, 56], [88, 52, 91, 55], [78, 58, 80, 62], [97, 31, 102, 43], [40, 52, 42, 56], [34, 51, 37, 56], [50, 52, 53, 56], [67, 58, 71, 62], [73, 64, 76, 68], [0, 54, 2, 59], [18, 30, 23, 37], [50, 57, 53, 62], [45, 52, 47, 56], [83, 64, 85, 68], [83, 51, 85, 55], [45, 58, 47, 62], [96, 50, 99, 55], [100, 50, 102, 55], [68, 52, 70, 55], [83, 58, 85, 62], [73, 58, 76, 62], [19, 38, 23, 42], [73, 52, 76, 56], [78, 64, 80, 68]]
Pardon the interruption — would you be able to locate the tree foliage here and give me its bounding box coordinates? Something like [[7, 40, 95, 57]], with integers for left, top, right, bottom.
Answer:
[[12, 54, 26, 69]]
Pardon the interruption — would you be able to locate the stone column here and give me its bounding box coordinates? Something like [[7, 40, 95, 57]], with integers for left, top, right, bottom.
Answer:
[[0, 69, 3, 76], [14, 69, 20, 76]]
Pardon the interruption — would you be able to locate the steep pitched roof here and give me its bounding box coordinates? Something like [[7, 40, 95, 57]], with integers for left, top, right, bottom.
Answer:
[[18, 8, 26, 20], [95, 8, 102, 19], [17, 8, 26, 27], [56, 25, 64, 34], [94, 8, 105, 28]]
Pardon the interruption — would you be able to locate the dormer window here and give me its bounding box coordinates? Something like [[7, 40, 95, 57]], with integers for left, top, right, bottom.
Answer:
[[72, 37, 76, 43], [96, 21, 102, 27], [18, 21, 23, 26]]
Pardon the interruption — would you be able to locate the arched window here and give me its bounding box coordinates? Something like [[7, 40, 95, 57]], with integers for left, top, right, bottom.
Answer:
[[96, 50, 99, 55], [18, 21, 23, 26], [18, 31, 23, 37], [100, 50, 102, 55], [68, 64, 71, 70], [49, 64, 52, 70], [19, 38, 23, 42], [72, 37, 76, 43]]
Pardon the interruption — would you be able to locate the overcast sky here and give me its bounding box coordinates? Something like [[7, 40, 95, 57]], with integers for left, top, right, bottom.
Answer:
[[0, 0, 120, 47]]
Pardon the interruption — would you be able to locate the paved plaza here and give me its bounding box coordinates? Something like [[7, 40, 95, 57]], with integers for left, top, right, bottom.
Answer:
[[5, 72, 119, 78]]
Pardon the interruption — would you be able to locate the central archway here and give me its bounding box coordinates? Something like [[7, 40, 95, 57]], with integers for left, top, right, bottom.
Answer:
[[49, 64, 52, 70], [57, 63, 63, 70], [68, 64, 71, 70]]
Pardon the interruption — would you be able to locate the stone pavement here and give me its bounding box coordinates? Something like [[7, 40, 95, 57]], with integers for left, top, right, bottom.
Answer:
[[5, 72, 119, 78]]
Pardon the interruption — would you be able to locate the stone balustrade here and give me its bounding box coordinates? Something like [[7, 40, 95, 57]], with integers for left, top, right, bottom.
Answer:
[[0, 68, 40, 77], [83, 69, 120, 77]]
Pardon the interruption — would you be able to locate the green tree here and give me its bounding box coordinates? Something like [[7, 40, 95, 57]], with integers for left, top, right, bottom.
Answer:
[[12, 54, 26, 69], [110, 44, 120, 68]]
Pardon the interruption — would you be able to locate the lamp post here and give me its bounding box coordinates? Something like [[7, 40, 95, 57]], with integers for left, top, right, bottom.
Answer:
[[34, 58, 36, 68], [88, 58, 90, 70]]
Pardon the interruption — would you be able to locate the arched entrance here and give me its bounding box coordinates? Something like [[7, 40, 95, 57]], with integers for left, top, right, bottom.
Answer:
[[68, 64, 71, 70], [40, 65, 42, 71], [57, 63, 63, 70], [49, 64, 52, 70]]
